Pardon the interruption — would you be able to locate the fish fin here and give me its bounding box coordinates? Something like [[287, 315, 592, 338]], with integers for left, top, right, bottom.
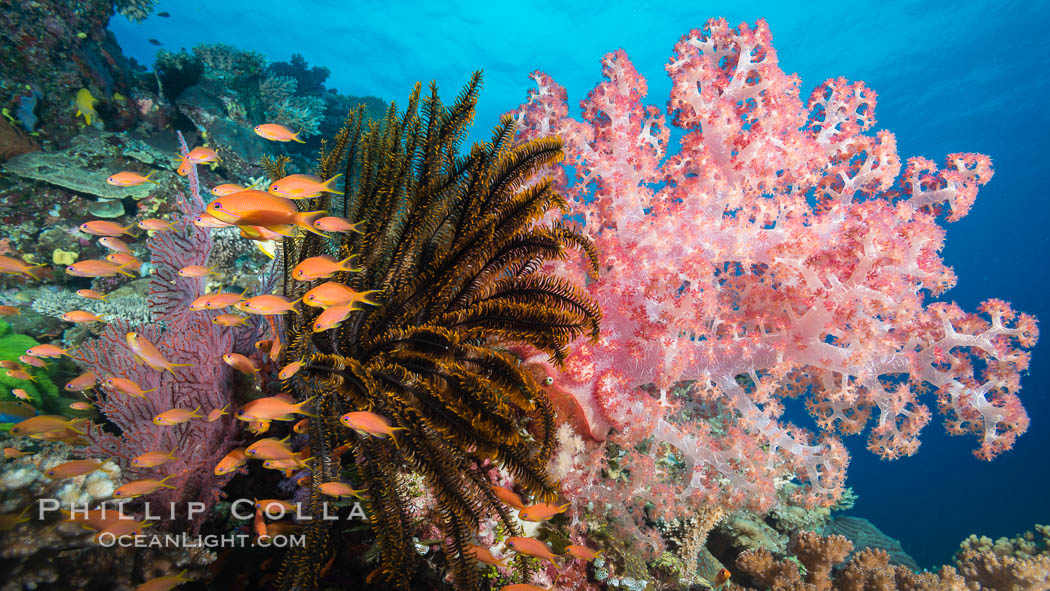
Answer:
[[190, 405, 202, 418], [165, 363, 193, 375], [143, 171, 158, 185], [114, 263, 136, 278], [337, 254, 361, 273], [322, 173, 344, 195], [295, 211, 328, 237], [158, 474, 177, 489], [291, 130, 305, 143]]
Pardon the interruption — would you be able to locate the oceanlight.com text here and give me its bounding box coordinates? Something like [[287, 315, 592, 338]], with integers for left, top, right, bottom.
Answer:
[[95, 532, 306, 548]]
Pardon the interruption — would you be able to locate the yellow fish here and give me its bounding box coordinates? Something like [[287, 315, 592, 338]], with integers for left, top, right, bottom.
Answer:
[[75, 89, 98, 125]]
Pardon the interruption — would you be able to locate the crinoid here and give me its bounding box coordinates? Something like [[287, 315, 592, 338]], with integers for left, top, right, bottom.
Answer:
[[275, 72, 600, 589]]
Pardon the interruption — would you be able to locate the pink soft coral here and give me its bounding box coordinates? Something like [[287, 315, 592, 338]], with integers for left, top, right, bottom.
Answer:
[[511, 18, 1037, 515]]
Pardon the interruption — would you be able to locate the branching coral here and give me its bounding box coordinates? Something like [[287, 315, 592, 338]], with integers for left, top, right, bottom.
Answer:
[[273, 73, 600, 590]]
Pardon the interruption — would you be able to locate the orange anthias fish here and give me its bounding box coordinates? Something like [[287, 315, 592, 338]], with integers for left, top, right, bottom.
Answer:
[[211, 183, 247, 196], [313, 216, 364, 234], [339, 411, 404, 445], [177, 265, 218, 278], [65, 371, 97, 392], [214, 448, 247, 475], [11, 388, 31, 401], [245, 436, 297, 460], [113, 474, 177, 498], [92, 517, 151, 541], [291, 255, 361, 281], [193, 212, 233, 228], [69, 401, 94, 411], [153, 406, 202, 426], [207, 190, 326, 237], [6, 368, 35, 382], [236, 396, 316, 421], [518, 502, 570, 522], [504, 537, 561, 567], [60, 310, 105, 323], [254, 123, 304, 143], [79, 221, 137, 237], [98, 236, 133, 254], [465, 544, 509, 567], [212, 314, 250, 327], [181, 146, 218, 164], [492, 486, 527, 511], [189, 290, 246, 311], [18, 355, 47, 368], [45, 458, 107, 479], [312, 305, 356, 333], [176, 158, 192, 177], [318, 482, 365, 499], [302, 282, 380, 308], [25, 344, 76, 358], [278, 359, 305, 380], [222, 353, 259, 375], [564, 544, 602, 561], [235, 295, 300, 316], [105, 253, 142, 272], [132, 449, 176, 468], [104, 377, 156, 399], [0, 255, 47, 280], [3, 447, 32, 459], [126, 332, 193, 375], [207, 404, 229, 422], [293, 418, 309, 434], [0, 305, 20, 315], [714, 567, 731, 586], [76, 289, 109, 301], [65, 259, 135, 278], [106, 170, 157, 186], [137, 218, 178, 231], [134, 570, 193, 591], [268, 173, 343, 199]]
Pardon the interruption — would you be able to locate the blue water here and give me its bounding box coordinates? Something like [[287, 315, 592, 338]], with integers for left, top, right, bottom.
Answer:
[[111, 0, 1050, 569]]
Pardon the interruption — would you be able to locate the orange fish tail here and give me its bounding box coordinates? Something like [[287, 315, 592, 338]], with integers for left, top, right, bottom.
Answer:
[[322, 173, 344, 195], [295, 211, 329, 237], [165, 363, 193, 375], [143, 171, 158, 184], [291, 131, 305, 144]]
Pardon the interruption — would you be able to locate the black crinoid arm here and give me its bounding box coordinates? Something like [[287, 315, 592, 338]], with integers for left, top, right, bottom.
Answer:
[[274, 71, 601, 590]]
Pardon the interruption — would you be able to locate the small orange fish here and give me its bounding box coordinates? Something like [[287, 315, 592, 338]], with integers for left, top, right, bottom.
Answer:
[[45, 458, 107, 479], [302, 282, 379, 308], [189, 290, 246, 311], [79, 221, 137, 237], [245, 436, 297, 460], [10, 415, 86, 436], [0, 360, 19, 370], [177, 265, 218, 278], [69, 401, 94, 411], [293, 418, 309, 434], [106, 170, 157, 186], [176, 158, 192, 177], [222, 353, 259, 374], [211, 183, 247, 196], [75, 289, 109, 301], [65, 259, 135, 278], [134, 570, 192, 591], [212, 314, 250, 327], [339, 411, 404, 445], [564, 544, 602, 561], [291, 255, 361, 281], [26, 344, 75, 358], [6, 369, 35, 382], [235, 295, 300, 316], [65, 371, 97, 392], [295, 474, 312, 487], [214, 448, 247, 475], [249, 420, 271, 434], [153, 406, 202, 426], [18, 355, 47, 368], [98, 236, 133, 254], [279, 359, 306, 380], [313, 216, 364, 234], [254, 123, 304, 143], [133, 449, 177, 468], [318, 481, 365, 498], [126, 332, 193, 375], [207, 404, 229, 422], [104, 377, 156, 399], [254, 499, 297, 513], [236, 395, 316, 421], [714, 568, 731, 586], [106, 252, 142, 272], [518, 502, 570, 522], [207, 190, 325, 237], [0, 305, 21, 315], [92, 517, 151, 540], [3, 447, 32, 459], [269, 173, 343, 199], [113, 474, 177, 498], [504, 537, 560, 567], [492, 486, 527, 510], [0, 255, 46, 280], [193, 213, 233, 228], [11, 388, 31, 401], [137, 218, 177, 231], [465, 544, 509, 567], [61, 310, 105, 323], [312, 305, 355, 332], [181, 146, 218, 164]]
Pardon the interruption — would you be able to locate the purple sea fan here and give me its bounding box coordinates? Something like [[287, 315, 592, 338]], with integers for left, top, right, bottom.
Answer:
[[73, 133, 249, 531]]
